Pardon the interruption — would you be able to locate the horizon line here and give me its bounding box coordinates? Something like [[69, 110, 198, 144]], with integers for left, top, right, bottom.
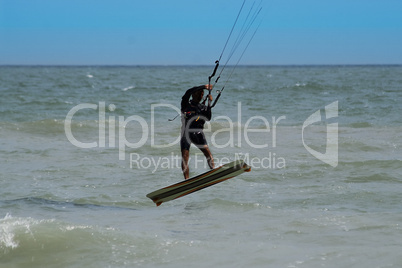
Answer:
[[1, 63, 401, 67]]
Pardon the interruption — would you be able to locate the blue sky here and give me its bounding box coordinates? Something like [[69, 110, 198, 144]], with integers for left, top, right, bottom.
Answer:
[[1, 0, 401, 65]]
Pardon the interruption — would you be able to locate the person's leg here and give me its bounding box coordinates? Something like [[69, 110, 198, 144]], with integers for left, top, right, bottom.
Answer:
[[180, 133, 192, 180], [181, 149, 190, 180], [192, 132, 214, 170], [200, 145, 215, 170]]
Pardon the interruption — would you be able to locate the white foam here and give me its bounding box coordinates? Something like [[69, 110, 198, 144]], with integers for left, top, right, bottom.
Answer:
[[0, 214, 20, 249], [0, 214, 56, 250], [122, 85, 136, 91]]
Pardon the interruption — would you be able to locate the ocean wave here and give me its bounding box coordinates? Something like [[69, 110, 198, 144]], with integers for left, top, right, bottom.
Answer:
[[341, 159, 402, 170], [0, 119, 67, 135], [0, 214, 95, 252], [0, 214, 115, 264], [201, 198, 271, 210], [344, 173, 401, 184], [345, 122, 373, 128], [0, 118, 155, 136], [122, 85, 136, 91], [340, 140, 385, 153], [0, 197, 139, 212], [0, 213, 206, 267]]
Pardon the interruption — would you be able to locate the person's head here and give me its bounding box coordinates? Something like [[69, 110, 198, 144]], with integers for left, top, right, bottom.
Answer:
[[192, 89, 204, 103]]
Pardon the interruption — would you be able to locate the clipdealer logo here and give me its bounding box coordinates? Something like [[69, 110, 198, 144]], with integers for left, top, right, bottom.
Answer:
[[302, 101, 338, 167], [64, 102, 286, 165], [64, 101, 338, 169]]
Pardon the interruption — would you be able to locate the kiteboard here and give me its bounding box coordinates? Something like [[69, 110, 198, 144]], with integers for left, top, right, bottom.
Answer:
[[146, 159, 251, 206]]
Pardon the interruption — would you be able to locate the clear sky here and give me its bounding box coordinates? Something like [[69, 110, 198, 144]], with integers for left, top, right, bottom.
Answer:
[[1, 0, 401, 65]]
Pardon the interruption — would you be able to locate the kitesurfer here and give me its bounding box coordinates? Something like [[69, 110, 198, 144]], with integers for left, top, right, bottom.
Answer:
[[180, 84, 215, 179]]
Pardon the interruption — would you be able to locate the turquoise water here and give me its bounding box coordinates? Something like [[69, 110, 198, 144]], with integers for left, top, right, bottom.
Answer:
[[1, 65, 401, 267]]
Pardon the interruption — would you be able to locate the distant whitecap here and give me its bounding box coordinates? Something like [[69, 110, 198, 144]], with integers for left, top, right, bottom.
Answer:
[[122, 86, 136, 91]]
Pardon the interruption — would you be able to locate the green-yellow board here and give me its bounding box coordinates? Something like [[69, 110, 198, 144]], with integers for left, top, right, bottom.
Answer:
[[146, 160, 251, 206]]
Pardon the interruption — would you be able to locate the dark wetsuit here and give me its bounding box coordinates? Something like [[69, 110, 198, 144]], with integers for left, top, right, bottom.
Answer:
[[180, 85, 212, 150]]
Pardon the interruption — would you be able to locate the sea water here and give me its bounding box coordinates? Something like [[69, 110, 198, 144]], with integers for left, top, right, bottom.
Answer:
[[0, 65, 401, 267]]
